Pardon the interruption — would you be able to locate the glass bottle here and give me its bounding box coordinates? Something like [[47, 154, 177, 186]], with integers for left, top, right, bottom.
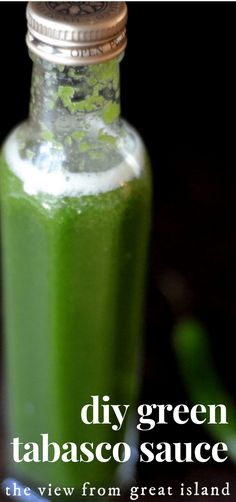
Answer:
[[0, 2, 151, 496]]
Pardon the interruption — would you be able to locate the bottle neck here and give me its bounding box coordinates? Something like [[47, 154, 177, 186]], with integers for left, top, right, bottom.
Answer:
[[29, 56, 121, 144]]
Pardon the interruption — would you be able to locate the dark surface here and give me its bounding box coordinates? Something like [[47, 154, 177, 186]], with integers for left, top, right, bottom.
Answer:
[[1, 1, 236, 499]]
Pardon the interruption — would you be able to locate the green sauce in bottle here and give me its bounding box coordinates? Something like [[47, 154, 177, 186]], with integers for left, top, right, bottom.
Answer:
[[0, 2, 152, 493]]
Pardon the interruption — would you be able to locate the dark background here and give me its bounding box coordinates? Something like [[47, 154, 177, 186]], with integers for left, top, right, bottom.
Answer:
[[1, 1, 236, 500]]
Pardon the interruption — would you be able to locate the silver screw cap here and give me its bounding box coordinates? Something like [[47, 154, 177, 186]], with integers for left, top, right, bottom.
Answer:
[[26, 2, 128, 66]]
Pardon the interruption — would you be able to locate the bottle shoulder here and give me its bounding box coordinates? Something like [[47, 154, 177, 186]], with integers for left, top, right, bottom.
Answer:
[[4, 118, 148, 169], [2, 120, 151, 198]]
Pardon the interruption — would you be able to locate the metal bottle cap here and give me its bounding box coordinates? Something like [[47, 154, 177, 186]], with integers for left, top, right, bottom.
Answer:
[[26, 2, 128, 66]]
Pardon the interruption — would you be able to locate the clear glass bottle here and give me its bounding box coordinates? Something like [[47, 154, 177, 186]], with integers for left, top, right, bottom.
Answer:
[[0, 2, 151, 496]]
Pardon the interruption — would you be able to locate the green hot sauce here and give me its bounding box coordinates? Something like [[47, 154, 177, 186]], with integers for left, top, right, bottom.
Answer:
[[0, 2, 152, 494]]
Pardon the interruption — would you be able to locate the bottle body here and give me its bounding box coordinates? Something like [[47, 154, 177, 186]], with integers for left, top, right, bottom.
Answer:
[[0, 71, 151, 490]]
